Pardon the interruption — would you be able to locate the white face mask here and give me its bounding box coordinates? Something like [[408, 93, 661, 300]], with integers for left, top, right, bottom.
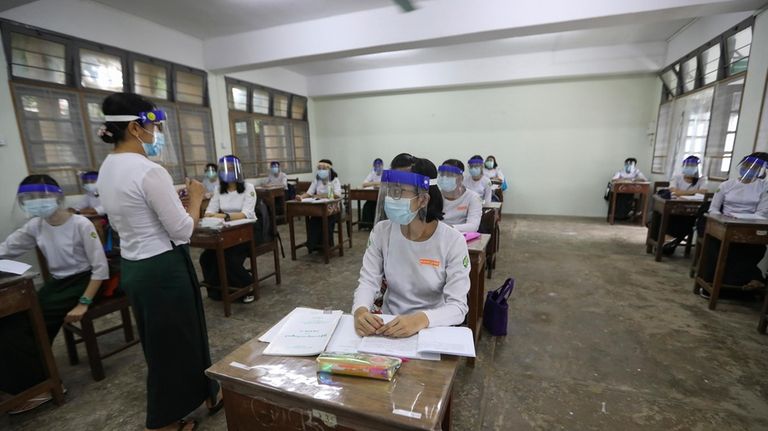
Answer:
[[83, 183, 98, 194]]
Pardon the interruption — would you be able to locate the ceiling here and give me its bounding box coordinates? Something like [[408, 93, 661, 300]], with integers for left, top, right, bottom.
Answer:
[[92, 0, 417, 38], [284, 18, 693, 76]]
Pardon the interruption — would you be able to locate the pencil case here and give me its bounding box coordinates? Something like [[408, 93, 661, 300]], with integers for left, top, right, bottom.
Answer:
[[317, 352, 402, 381]]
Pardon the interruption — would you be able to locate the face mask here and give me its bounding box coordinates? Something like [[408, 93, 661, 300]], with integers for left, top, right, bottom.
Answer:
[[205, 170, 217, 180], [485, 161, 494, 169], [22, 198, 59, 218], [384, 196, 417, 225], [469, 167, 482, 177], [624, 163, 635, 174], [374, 166, 383, 175], [682, 166, 699, 177], [271, 166, 280, 175], [139, 125, 163, 157], [437, 176, 457, 193], [317, 169, 329, 180], [83, 183, 98, 194]]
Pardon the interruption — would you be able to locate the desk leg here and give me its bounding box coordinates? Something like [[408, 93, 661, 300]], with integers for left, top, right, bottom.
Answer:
[[758, 292, 768, 334], [273, 241, 282, 285], [338, 215, 344, 257], [321, 214, 330, 264], [640, 192, 649, 226], [250, 237, 260, 301], [217, 246, 231, 317], [288, 215, 297, 261], [357, 199, 362, 230], [655, 210, 669, 262], [694, 233, 710, 293], [708, 239, 729, 311], [442, 392, 453, 431], [29, 299, 65, 405], [609, 192, 617, 225]]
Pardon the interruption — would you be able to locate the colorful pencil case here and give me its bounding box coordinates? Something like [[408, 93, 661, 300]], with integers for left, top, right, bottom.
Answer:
[[317, 352, 402, 381]]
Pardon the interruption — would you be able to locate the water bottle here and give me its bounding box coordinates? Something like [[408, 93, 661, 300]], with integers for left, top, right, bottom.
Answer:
[[327, 183, 334, 200]]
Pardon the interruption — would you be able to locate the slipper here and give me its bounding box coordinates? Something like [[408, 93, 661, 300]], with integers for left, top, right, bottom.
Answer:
[[8, 393, 53, 415], [207, 390, 224, 416], [177, 419, 199, 431], [742, 280, 765, 291]]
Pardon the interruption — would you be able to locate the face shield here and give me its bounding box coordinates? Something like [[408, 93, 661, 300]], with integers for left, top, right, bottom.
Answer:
[[16, 183, 64, 219], [437, 165, 464, 198], [104, 109, 171, 162], [80, 172, 99, 194], [373, 160, 384, 175], [737, 156, 767, 183], [218, 155, 244, 183], [467, 157, 484, 178], [270, 162, 280, 175], [681, 157, 701, 177], [623, 160, 637, 174], [316, 162, 332, 181], [374, 170, 430, 233], [204, 166, 218, 180]]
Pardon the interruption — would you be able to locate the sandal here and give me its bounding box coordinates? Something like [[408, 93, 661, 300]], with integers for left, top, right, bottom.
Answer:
[[177, 419, 198, 431], [8, 393, 53, 415]]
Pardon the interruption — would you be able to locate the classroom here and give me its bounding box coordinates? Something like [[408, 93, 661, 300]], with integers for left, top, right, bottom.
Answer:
[[1, 0, 768, 430]]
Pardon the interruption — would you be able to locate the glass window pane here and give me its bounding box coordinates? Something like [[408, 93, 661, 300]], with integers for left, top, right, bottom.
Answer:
[[80, 48, 124, 91], [700, 44, 720, 85], [274, 94, 288, 117], [10, 33, 67, 84], [134, 61, 168, 99], [704, 77, 743, 180], [662, 69, 678, 96], [179, 107, 215, 178], [176, 70, 205, 105], [83, 95, 112, 167], [682, 57, 697, 92], [252, 89, 270, 114], [291, 97, 307, 120], [229, 85, 248, 111], [727, 28, 751, 75]]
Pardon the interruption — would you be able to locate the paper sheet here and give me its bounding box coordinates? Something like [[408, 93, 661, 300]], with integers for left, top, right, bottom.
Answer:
[[417, 327, 476, 357], [0, 259, 31, 275], [224, 219, 257, 227], [301, 198, 331, 203], [357, 315, 440, 361], [730, 213, 768, 221], [262, 308, 343, 356], [678, 194, 705, 201], [324, 315, 362, 353], [259, 308, 304, 342]]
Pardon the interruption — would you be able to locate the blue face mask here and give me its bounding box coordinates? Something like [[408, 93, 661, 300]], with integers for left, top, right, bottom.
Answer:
[[22, 198, 59, 218], [271, 166, 280, 175], [437, 176, 457, 193], [384, 196, 417, 225], [141, 126, 164, 157], [317, 169, 330, 180], [374, 166, 383, 175], [485, 161, 494, 169], [682, 166, 699, 177], [205, 170, 217, 180], [469, 167, 482, 177], [624, 163, 635, 174]]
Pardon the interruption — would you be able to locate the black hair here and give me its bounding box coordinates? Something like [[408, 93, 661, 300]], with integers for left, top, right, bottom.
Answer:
[[625, 157, 638, 164], [205, 163, 217, 171], [373, 158, 383, 165], [20, 174, 60, 188], [100, 93, 156, 145], [219, 180, 246, 195], [442, 159, 465, 172], [318, 158, 338, 181], [471, 154, 483, 160], [485, 155, 498, 169], [271, 161, 280, 167], [390, 153, 415, 170], [411, 157, 443, 223]]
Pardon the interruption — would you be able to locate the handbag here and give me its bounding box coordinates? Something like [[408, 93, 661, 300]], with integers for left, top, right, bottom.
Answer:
[[482, 278, 515, 336]]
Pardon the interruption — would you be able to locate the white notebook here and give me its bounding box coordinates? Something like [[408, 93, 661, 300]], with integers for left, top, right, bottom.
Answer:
[[417, 326, 475, 357], [262, 308, 343, 356]]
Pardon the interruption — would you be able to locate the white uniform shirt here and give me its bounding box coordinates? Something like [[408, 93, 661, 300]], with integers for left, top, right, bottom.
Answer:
[[74, 193, 104, 215], [353, 220, 470, 327], [484, 168, 505, 182], [442, 189, 483, 233], [363, 171, 382, 185], [307, 178, 342, 197], [265, 172, 288, 189], [205, 182, 257, 219], [669, 175, 709, 193], [463, 175, 493, 204], [97, 153, 193, 261], [709, 179, 768, 217], [0, 215, 108, 280], [612, 169, 648, 181], [203, 179, 219, 196]]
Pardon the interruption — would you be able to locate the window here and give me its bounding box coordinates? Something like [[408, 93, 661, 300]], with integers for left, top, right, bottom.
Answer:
[[661, 68, 679, 97], [754, 73, 768, 153], [133, 60, 168, 99], [652, 103, 673, 174], [228, 83, 248, 111], [273, 94, 289, 117], [706, 77, 744, 179], [726, 27, 751, 76], [291, 96, 307, 120], [681, 57, 697, 93], [83, 94, 112, 167], [12, 85, 89, 194], [79, 48, 124, 91], [9, 32, 68, 84], [178, 106, 216, 178], [231, 116, 259, 177], [292, 122, 311, 173], [252, 89, 270, 114], [175, 69, 205, 105], [701, 44, 720, 85]]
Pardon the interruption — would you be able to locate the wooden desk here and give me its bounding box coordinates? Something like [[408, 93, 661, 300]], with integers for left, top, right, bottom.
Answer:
[[645, 195, 704, 261], [693, 214, 768, 310], [287, 199, 344, 264], [466, 234, 491, 367], [190, 222, 259, 317], [350, 188, 379, 230], [0, 274, 65, 414], [205, 336, 459, 430], [256, 186, 287, 226], [607, 181, 650, 226]]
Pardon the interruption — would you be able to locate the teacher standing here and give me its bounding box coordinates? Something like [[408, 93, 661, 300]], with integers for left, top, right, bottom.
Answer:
[[96, 93, 220, 431]]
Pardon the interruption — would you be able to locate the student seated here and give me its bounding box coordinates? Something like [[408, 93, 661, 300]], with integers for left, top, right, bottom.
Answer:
[[353, 157, 470, 338], [71, 171, 104, 216], [360, 158, 384, 229], [438, 159, 482, 233], [264, 160, 288, 189], [698, 154, 768, 296], [0, 175, 108, 414], [463, 154, 493, 204], [297, 159, 342, 252], [483, 155, 506, 202], [203, 163, 219, 199], [200, 155, 257, 303], [660, 156, 710, 254], [608, 157, 649, 220]]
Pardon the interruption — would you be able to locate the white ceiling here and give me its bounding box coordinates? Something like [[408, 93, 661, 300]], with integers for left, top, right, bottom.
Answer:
[[91, 0, 417, 38], [284, 19, 693, 76]]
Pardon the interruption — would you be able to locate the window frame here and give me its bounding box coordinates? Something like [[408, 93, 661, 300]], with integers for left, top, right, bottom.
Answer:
[[172, 64, 209, 107], [753, 71, 768, 153], [129, 53, 172, 101], [75, 41, 128, 93], [2, 23, 75, 88], [705, 74, 746, 180]]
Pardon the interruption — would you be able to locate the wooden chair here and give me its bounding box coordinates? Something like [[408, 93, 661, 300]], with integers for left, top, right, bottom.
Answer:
[[296, 181, 311, 195], [689, 192, 716, 277], [653, 181, 670, 193], [253, 200, 282, 286], [758, 292, 768, 334], [479, 208, 499, 278], [341, 184, 353, 249]]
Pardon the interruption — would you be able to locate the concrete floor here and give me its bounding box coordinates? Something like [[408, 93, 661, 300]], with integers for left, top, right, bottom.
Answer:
[[3, 216, 768, 430]]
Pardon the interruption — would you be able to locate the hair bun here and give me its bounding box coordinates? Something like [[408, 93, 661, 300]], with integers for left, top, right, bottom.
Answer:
[[98, 123, 119, 144]]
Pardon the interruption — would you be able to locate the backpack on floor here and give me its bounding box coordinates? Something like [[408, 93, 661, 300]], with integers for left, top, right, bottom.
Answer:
[[253, 199, 274, 245]]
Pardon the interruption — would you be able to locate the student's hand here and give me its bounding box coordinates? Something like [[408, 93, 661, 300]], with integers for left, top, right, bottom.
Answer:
[[186, 178, 205, 202], [64, 304, 89, 323], [354, 307, 383, 336], [79, 207, 98, 216], [376, 312, 429, 338]]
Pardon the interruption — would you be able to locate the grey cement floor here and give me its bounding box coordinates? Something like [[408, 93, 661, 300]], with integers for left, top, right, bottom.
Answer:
[[3, 216, 768, 430]]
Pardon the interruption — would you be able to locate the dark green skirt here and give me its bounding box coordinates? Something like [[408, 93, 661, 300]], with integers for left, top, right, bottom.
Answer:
[[121, 245, 218, 428]]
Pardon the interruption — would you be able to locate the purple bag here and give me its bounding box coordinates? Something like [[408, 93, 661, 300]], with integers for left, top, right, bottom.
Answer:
[[483, 278, 515, 336]]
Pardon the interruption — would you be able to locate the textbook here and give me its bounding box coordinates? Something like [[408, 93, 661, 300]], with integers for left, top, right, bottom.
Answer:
[[262, 307, 343, 356]]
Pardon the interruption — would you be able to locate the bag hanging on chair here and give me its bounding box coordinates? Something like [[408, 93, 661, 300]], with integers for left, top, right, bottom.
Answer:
[[482, 278, 515, 336]]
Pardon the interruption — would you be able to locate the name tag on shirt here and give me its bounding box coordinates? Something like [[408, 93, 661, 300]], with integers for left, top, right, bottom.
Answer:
[[419, 258, 441, 268], [457, 205, 468, 211]]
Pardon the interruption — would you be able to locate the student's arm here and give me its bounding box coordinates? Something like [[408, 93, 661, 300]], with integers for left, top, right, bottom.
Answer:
[[204, 189, 222, 217], [352, 226, 386, 336], [143, 167, 195, 242], [611, 171, 622, 181], [636, 171, 649, 182], [483, 181, 493, 204], [0, 220, 38, 259], [229, 184, 257, 220], [756, 184, 768, 218], [708, 187, 725, 215], [333, 179, 342, 198], [362, 173, 379, 188], [281, 173, 288, 189], [299, 180, 317, 200], [65, 218, 109, 323], [453, 194, 483, 232], [423, 233, 470, 327]]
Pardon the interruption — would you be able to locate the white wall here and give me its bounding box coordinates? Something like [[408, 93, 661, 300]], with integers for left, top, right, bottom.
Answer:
[[310, 74, 661, 217]]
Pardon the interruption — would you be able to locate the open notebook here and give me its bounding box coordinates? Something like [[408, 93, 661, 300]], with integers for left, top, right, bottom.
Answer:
[[262, 308, 343, 356]]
